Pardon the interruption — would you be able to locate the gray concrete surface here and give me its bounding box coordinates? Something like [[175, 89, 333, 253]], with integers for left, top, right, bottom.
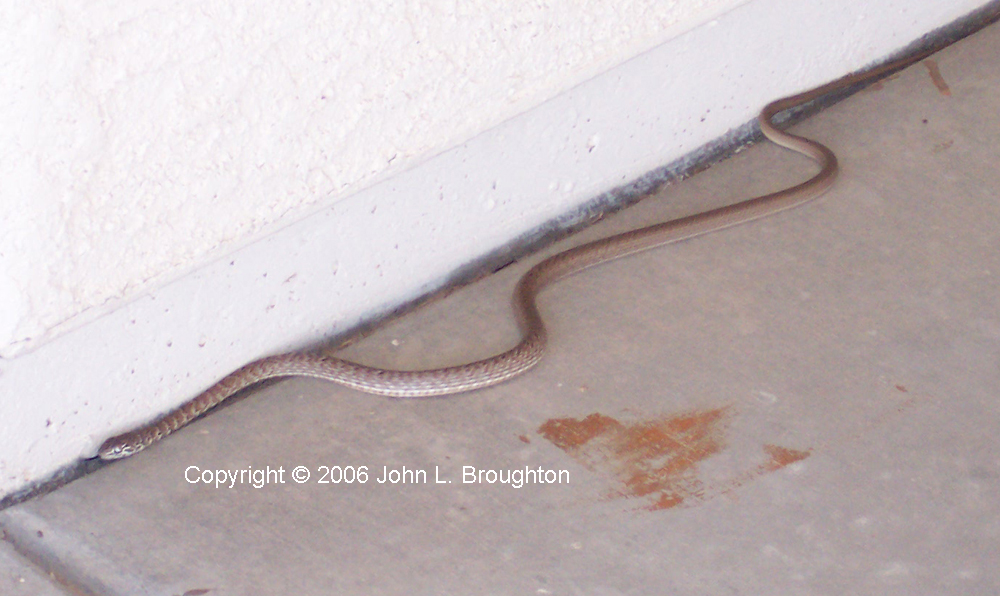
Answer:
[[0, 539, 65, 596], [3, 23, 999, 596]]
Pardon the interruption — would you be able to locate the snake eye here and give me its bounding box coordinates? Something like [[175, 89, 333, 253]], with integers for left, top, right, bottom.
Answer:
[[98, 440, 130, 460]]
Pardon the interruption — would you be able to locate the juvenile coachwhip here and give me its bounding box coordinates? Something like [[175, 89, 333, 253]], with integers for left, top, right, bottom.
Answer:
[[98, 49, 934, 460]]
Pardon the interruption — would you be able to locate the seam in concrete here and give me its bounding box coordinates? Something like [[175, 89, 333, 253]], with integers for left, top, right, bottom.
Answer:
[[1, 508, 167, 595]]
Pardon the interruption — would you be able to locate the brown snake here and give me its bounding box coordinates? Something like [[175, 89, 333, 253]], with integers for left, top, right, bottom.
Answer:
[[98, 50, 934, 460]]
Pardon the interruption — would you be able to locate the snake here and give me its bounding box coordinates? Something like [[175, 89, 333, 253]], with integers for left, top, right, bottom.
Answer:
[[98, 49, 934, 460]]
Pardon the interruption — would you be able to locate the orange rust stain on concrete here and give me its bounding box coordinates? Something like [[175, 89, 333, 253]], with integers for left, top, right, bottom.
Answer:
[[923, 59, 952, 95], [761, 444, 811, 472], [539, 410, 815, 510], [539, 412, 624, 450], [714, 444, 812, 502], [538, 408, 730, 509]]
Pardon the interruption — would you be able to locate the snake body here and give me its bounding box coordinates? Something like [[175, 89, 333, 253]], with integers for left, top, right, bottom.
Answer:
[[98, 50, 932, 460]]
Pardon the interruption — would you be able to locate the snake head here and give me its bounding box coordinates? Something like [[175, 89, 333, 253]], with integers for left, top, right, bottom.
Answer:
[[97, 435, 142, 460]]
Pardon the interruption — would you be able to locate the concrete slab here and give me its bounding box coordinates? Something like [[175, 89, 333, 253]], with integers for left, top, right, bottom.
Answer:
[[0, 539, 68, 595], [2, 21, 999, 596]]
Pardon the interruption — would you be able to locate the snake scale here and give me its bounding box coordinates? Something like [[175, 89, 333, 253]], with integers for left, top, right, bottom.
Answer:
[[98, 49, 934, 460]]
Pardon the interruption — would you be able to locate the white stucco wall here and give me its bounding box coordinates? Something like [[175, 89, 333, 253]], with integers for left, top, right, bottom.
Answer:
[[0, 0, 750, 356], [1, 0, 993, 500]]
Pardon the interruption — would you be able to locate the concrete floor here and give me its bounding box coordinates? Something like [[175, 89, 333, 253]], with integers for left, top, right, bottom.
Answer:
[[3, 23, 999, 596]]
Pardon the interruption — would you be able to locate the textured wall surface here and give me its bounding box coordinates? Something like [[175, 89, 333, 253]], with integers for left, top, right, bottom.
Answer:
[[0, 0, 743, 355]]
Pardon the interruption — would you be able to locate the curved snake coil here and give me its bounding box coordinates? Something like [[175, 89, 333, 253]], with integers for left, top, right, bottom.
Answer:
[[98, 50, 934, 460]]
